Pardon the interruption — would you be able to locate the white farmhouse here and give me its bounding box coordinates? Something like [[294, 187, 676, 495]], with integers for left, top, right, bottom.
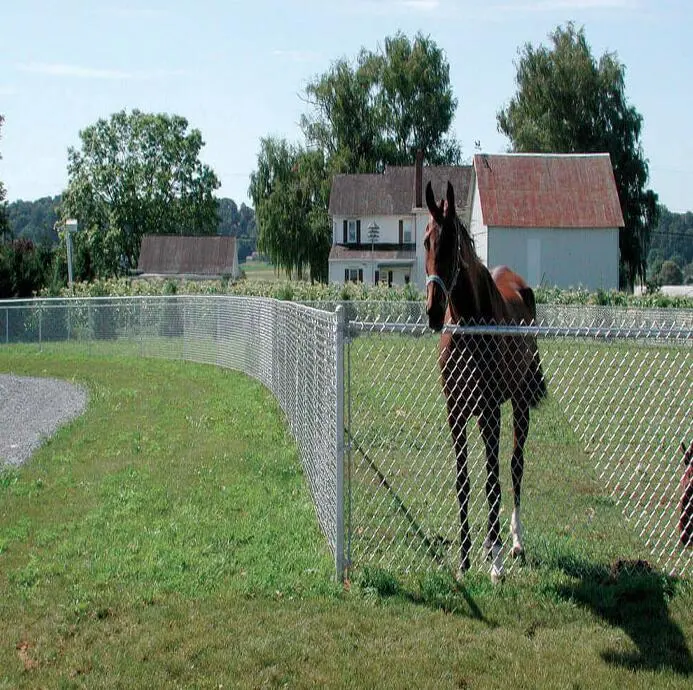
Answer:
[[328, 151, 624, 291], [328, 152, 473, 289]]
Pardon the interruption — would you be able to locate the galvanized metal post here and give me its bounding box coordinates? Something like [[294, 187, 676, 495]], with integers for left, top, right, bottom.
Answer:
[[334, 305, 346, 581]]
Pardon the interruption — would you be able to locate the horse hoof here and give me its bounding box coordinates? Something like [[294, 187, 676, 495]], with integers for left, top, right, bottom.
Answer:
[[491, 567, 505, 585], [511, 545, 524, 559]]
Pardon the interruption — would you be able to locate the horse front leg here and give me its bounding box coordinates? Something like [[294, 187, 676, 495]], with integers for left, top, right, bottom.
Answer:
[[448, 412, 471, 576], [479, 405, 503, 583], [510, 396, 530, 559]]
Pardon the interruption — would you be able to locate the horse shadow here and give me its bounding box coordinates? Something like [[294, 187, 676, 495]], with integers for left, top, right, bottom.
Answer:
[[548, 555, 692, 675]]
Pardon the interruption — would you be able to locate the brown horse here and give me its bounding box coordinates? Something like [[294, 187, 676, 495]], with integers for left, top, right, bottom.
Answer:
[[680, 440, 693, 547], [424, 181, 546, 582]]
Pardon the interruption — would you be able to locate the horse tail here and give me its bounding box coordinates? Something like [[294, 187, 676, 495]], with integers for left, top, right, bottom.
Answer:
[[517, 286, 547, 408], [525, 350, 547, 408]]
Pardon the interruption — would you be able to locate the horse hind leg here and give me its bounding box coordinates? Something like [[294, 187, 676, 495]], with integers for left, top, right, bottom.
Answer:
[[479, 406, 504, 583], [510, 397, 530, 559]]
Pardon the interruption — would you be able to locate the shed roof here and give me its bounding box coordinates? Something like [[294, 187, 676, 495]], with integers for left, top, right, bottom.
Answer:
[[473, 153, 624, 228], [328, 165, 473, 217], [137, 235, 238, 275]]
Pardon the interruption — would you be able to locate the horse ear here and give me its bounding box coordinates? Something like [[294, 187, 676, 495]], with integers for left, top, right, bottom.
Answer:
[[445, 181, 455, 218], [425, 181, 438, 218]]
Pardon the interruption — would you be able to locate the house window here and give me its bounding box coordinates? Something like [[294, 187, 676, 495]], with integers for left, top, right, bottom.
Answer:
[[388, 270, 393, 287], [399, 218, 413, 244], [344, 268, 363, 283], [348, 220, 357, 243], [342, 219, 361, 244], [402, 219, 412, 244], [374, 270, 380, 285], [404, 274, 410, 285]]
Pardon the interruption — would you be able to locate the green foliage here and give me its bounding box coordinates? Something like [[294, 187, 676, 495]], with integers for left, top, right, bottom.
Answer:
[[649, 206, 693, 280], [7, 195, 61, 245], [217, 198, 257, 261], [38, 275, 693, 308], [61, 109, 220, 278], [0, 238, 55, 298], [497, 23, 659, 290], [301, 31, 461, 172], [0, 114, 10, 243], [658, 259, 684, 285], [250, 32, 461, 285], [249, 138, 330, 282]]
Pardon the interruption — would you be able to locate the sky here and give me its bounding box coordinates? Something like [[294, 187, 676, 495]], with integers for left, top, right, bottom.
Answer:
[[1, 0, 692, 212]]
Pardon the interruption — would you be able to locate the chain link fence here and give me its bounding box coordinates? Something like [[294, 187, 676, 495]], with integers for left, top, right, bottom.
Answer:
[[345, 303, 692, 579], [1, 297, 691, 579], [0, 296, 344, 574]]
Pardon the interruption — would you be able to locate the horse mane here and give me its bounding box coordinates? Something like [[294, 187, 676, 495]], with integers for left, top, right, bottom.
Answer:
[[448, 210, 505, 323]]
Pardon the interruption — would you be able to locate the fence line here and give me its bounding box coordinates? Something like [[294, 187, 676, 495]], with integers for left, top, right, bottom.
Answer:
[[1, 297, 692, 579]]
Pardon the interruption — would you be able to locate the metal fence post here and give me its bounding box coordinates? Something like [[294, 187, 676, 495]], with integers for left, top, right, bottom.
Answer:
[[334, 305, 346, 581]]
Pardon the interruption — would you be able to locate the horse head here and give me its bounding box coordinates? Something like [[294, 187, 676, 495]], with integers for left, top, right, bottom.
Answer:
[[424, 180, 459, 331]]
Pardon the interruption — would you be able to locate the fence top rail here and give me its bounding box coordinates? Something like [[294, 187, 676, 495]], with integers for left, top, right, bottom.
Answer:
[[348, 321, 693, 341]]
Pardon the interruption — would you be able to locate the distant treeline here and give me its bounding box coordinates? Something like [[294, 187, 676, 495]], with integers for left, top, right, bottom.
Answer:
[[647, 206, 693, 285], [7, 195, 258, 260]]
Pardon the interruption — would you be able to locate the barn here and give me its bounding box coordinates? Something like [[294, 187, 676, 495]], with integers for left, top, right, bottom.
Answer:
[[137, 235, 240, 280], [470, 153, 624, 290]]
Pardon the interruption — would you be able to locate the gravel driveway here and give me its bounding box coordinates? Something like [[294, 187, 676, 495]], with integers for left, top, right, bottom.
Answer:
[[0, 375, 88, 467]]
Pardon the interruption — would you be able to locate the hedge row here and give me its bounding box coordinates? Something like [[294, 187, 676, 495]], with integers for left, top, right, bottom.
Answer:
[[39, 277, 693, 309]]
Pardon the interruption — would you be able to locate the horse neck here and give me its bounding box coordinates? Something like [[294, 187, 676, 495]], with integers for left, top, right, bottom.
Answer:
[[448, 227, 501, 325]]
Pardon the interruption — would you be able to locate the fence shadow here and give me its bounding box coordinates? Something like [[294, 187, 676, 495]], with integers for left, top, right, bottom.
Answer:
[[550, 555, 692, 675]]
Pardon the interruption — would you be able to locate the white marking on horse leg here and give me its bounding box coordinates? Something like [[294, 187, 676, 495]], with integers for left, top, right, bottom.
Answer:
[[490, 543, 504, 584], [511, 506, 524, 557]]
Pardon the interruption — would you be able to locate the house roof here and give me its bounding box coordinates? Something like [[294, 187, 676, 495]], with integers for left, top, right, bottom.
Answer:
[[328, 165, 473, 217], [329, 245, 416, 263], [137, 235, 238, 275], [473, 153, 625, 228]]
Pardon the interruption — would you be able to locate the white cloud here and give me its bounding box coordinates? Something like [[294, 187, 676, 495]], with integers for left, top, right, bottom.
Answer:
[[493, 0, 635, 11], [16, 63, 190, 80], [272, 49, 321, 63], [345, 0, 441, 16]]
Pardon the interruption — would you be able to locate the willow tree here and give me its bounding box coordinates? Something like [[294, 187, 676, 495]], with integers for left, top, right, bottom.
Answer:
[[497, 23, 659, 289], [248, 137, 329, 282]]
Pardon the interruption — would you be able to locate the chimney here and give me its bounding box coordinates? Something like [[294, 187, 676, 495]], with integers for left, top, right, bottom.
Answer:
[[414, 149, 424, 208]]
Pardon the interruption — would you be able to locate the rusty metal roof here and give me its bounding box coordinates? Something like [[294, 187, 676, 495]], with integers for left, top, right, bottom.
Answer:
[[473, 153, 624, 228], [137, 235, 238, 275], [328, 165, 473, 217]]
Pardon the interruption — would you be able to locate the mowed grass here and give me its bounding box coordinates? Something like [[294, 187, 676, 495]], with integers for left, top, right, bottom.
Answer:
[[0, 348, 692, 688], [241, 261, 284, 282]]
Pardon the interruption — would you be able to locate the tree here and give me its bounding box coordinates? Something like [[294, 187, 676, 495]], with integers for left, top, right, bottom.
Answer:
[[658, 260, 683, 286], [497, 23, 659, 290], [301, 31, 461, 174], [0, 115, 11, 244], [248, 138, 330, 282], [217, 198, 257, 262], [61, 110, 220, 278]]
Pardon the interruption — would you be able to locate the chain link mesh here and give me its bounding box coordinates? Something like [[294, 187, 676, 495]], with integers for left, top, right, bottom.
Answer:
[[0, 296, 342, 570], [1, 297, 691, 579], [345, 302, 692, 578]]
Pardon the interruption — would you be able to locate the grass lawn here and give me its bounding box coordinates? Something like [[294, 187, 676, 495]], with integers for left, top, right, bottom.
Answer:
[[0, 349, 691, 688], [241, 261, 284, 282]]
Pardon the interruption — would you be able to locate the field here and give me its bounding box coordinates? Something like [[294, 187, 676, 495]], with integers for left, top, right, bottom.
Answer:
[[240, 260, 284, 282], [0, 347, 692, 688]]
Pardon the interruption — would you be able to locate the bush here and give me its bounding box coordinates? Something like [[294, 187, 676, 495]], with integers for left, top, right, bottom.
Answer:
[[37, 276, 693, 309]]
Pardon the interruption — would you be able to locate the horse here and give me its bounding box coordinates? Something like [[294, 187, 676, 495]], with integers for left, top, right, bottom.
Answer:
[[680, 440, 693, 546], [424, 180, 546, 583]]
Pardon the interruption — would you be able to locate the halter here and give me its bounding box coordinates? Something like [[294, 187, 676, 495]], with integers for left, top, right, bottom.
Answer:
[[425, 219, 461, 310]]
